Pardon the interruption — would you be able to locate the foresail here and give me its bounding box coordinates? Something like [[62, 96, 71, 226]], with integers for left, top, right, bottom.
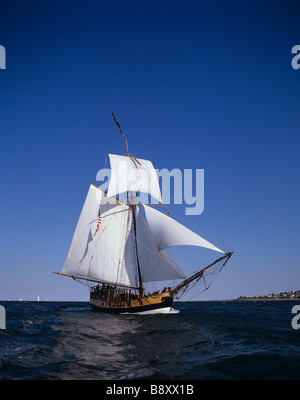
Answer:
[[135, 206, 186, 282], [143, 205, 225, 253], [61, 185, 138, 287], [107, 154, 163, 203]]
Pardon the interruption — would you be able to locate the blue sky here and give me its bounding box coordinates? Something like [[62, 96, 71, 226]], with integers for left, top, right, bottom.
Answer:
[[0, 0, 299, 301]]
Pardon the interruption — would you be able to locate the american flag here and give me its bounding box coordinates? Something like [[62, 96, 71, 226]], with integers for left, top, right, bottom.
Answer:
[[93, 215, 102, 236]]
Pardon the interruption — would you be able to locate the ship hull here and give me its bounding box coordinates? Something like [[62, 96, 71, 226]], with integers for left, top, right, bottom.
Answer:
[[90, 292, 174, 314]]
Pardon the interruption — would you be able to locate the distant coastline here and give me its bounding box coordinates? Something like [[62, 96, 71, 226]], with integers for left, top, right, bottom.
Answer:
[[236, 290, 300, 301]]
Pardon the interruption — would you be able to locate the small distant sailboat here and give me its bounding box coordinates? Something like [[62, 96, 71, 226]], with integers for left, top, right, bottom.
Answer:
[[54, 114, 233, 313], [37, 296, 40, 302]]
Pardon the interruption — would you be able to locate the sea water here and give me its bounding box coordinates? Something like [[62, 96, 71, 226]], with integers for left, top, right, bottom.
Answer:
[[0, 300, 299, 380]]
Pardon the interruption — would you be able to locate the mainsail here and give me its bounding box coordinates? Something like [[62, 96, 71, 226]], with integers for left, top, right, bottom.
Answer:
[[61, 185, 138, 288]]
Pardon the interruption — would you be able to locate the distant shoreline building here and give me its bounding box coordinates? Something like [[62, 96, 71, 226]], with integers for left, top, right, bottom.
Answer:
[[237, 290, 300, 301]]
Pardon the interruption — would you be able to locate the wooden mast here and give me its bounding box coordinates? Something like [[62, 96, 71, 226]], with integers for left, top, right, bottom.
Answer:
[[112, 112, 143, 295], [131, 204, 143, 296], [112, 112, 129, 156]]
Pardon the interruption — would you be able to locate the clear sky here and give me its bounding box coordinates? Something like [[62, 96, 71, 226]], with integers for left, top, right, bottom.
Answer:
[[0, 0, 299, 301]]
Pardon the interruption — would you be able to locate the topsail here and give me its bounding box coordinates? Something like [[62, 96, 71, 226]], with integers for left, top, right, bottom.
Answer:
[[107, 154, 163, 203]]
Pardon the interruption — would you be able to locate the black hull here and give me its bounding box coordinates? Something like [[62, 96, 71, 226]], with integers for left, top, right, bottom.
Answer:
[[90, 295, 174, 314]]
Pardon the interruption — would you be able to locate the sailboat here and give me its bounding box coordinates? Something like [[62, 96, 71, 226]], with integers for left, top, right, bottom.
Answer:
[[54, 114, 233, 314]]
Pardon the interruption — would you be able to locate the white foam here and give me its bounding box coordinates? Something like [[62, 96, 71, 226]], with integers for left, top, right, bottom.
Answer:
[[121, 307, 180, 315]]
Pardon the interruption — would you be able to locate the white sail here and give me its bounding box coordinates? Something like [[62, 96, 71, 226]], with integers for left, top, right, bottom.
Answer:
[[61, 185, 138, 287], [107, 154, 163, 203], [135, 206, 186, 282], [143, 204, 224, 253], [62, 185, 101, 276]]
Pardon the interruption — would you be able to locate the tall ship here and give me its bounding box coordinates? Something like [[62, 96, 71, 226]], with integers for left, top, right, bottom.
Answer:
[[55, 114, 233, 313]]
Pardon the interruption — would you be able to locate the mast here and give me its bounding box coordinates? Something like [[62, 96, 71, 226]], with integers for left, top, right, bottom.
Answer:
[[112, 113, 143, 295], [112, 112, 129, 157], [131, 203, 143, 295]]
